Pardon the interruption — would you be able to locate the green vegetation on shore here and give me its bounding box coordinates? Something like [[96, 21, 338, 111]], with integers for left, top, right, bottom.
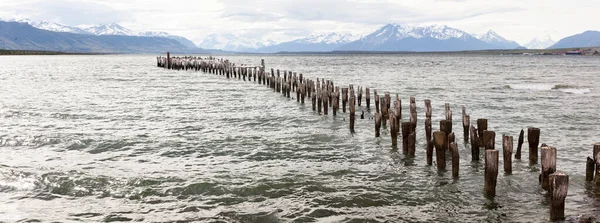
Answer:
[[0, 49, 103, 55]]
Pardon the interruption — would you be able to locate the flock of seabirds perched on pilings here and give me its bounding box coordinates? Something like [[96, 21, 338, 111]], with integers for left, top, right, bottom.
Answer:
[[157, 53, 600, 221]]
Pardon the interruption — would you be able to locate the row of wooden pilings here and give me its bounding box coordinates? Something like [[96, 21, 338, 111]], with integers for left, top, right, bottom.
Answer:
[[157, 53, 600, 221]]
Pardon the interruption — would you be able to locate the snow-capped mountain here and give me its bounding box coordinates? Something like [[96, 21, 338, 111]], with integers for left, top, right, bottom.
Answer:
[[198, 33, 275, 52], [14, 19, 91, 34], [338, 23, 493, 52], [84, 23, 138, 36], [474, 30, 521, 49], [138, 31, 197, 48], [524, 35, 555, 49], [256, 33, 361, 53]]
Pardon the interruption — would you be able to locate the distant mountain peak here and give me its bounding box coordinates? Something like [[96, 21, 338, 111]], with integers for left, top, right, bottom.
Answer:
[[85, 23, 137, 36], [525, 35, 556, 49]]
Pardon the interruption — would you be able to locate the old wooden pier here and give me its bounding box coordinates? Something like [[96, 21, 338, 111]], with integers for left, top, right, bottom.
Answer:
[[157, 53, 598, 221]]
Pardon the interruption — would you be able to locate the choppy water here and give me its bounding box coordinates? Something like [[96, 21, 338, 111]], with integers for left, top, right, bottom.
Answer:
[[1, 54, 600, 222]]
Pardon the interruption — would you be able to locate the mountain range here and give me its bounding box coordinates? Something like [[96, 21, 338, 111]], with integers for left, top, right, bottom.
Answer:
[[1, 18, 599, 53]]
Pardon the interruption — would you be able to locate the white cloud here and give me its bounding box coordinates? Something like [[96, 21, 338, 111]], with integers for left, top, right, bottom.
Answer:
[[0, 0, 599, 45]]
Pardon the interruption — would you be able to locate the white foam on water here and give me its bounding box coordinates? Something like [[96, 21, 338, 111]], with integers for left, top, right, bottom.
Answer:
[[508, 84, 554, 91], [558, 88, 591, 94], [508, 84, 591, 94]]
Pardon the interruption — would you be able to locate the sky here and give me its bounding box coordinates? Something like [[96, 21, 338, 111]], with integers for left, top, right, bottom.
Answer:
[[0, 0, 599, 45]]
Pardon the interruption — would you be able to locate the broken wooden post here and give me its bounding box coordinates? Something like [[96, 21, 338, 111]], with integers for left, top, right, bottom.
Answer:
[[541, 145, 557, 191], [477, 119, 488, 146], [375, 112, 381, 137], [549, 172, 569, 221], [408, 132, 416, 157], [528, 127, 540, 164], [515, 129, 524, 159], [445, 103, 452, 121], [409, 97, 417, 130], [385, 92, 391, 113], [470, 125, 479, 161], [462, 106, 469, 142], [333, 88, 339, 116], [365, 88, 371, 110], [502, 135, 513, 174], [586, 157, 595, 182], [483, 130, 495, 150], [322, 91, 328, 115], [433, 131, 447, 171], [451, 142, 459, 178], [485, 149, 499, 197], [440, 120, 452, 136], [311, 90, 316, 111]]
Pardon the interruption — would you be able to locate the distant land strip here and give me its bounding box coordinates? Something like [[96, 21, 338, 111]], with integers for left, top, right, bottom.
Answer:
[[0, 49, 109, 55]]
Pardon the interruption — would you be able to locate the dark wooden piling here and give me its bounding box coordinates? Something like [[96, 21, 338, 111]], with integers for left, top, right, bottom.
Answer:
[[483, 130, 495, 150], [350, 95, 355, 133], [380, 98, 387, 128], [451, 142, 459, 178], [401, 122, 411, 154], [358, 87, 363, 107], [365, 88, 371, 110], [433, 131, 447, 171], [342, 88, 348, 113], [425, 99, 432, 142], [440, 120, 452, 136], [427, 140, 434, 165], [445, 103, 452, 121], [317, 88, 322, 114], [470, 125, 479, 161], [311, 90, 316, 111], [385, 92, 391, 113], [394, 99, 401, 130], [528, 127, 541, 164], [594, 143, 600, 183], [375, 112, 381, 137], [541, 145, 557, 191], [167, 52, 171, 69], [322, 91, 328, 115], [374, 90, 380, 113], [515, 129, 524, 159], [485, 150, 499, 197], [549, 172, 569, 221], [586, 157, 595, 182], [408, 132, 416, 157], [390, 110, 398, 147], [409, 97, 417, 129], [333, 88, 339, 116], [502, 135, 513, 174], [477, 119, 488, 146], [462, 106, 469, 142]]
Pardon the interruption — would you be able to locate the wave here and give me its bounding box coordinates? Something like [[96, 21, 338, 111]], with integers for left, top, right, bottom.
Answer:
[[507, 84, 591, 94]]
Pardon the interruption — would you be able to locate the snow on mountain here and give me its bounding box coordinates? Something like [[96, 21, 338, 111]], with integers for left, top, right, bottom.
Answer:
[[14, 19, 91, 34], [524, 35, 556, 49], [338, 23, 498, 52], [84, 23, 138, 36], [475, 30, 521, 49], [255, 32, 361, 53], [296, 33, 361, 44], [138, 31, 197, 48], [198, 33, 275, 52]]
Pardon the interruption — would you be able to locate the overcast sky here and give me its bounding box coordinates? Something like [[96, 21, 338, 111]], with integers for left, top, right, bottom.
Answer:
[[1, 0, 598, 45]]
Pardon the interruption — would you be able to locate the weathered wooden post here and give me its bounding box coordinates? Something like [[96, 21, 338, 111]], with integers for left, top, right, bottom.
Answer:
[[401, 122, 411, 154], [586, 157, 595, 182], [342, 88, 348, 113], [427, 140, 434, 165], [485, 150, 499, 197], [594, 143, 600, 183], [365, 88, 371, 110], [322, 91, 328, 115], [390, 110, 398, 147], [515, 129, 524, 159], [425, 99, 432, 142], [317, 87, 322, 114], [332, 89, 339, 116], [549, 172, 569, 221], [408, 132, 416, 157], [451, 142, 459, 178], [477, 119, 488, 146], [445, 103, 452, 121], [166, 52, 171, 69], [374, 90, 380, 113], [502, 135, 513, 174], [358, 87, 363, 107], [380, 99, 387, 128], [409, 97, 417, 131], [528, 127, 540, 164], [433, 131, 447, 171], [541, 145, 557, 191], [470, 125, 479, 161], [349, 95, 355, 133], [483, 130, 495, 150], [462, 106, 469, 142], [375, 112, 381, 137], [311, 90, 316, 111], [385, 92, 391, 112]]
